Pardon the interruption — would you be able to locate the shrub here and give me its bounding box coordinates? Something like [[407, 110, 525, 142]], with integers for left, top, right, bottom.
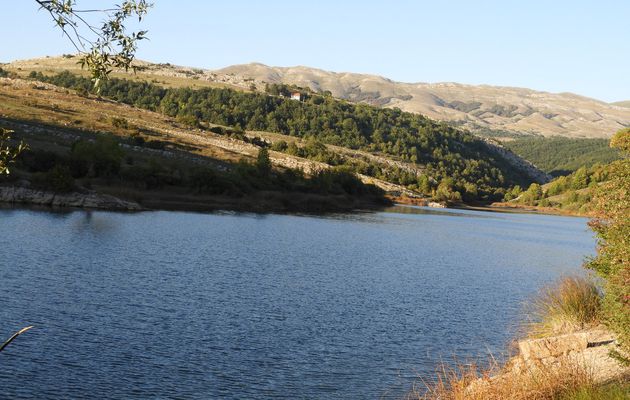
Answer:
[[76, 87, 90, 97], [0, 67, 17, 79], [18, 149, 60, 172], [110, 117, 129, 129], [43, 164, 75, 192], [71, 136, 124, 177], [209, 126, 225, 135], [187, 167, 232, 194], [271, 140, 288, 152], [129, 132, 145, 146], [176, 114, 200, 128], [255, 148, 272, 177], [525, 276, 601, 338]]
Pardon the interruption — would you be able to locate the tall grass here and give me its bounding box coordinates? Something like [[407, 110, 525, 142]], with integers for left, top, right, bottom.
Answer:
[[560, 381, 630, 400], [525, 276, 602, 338]]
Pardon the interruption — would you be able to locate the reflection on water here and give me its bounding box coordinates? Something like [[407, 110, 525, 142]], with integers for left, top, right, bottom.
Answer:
[[0, 207, 594, 399], [384, 205, 495, 218]]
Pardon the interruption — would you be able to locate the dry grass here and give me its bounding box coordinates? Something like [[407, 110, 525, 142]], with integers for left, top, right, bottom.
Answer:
[[0, 77, 253, 164], [408, 356, 598, 400], [407, 277, 608, 400], [525, 276, 602, 338], [4, 56, 240, 91], [559, 381, 630, 400]]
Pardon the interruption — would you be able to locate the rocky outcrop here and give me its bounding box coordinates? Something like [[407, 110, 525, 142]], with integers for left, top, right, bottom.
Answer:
[[467, 327, 630, 395], [0, 186, 142, 211], [512, 328, 628, 383]]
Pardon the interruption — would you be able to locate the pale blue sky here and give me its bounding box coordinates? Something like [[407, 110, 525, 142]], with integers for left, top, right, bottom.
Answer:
[[2, 1, 629, 102]]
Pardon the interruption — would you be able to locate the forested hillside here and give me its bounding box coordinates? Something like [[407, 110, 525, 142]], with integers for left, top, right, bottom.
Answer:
[[0, 76, 389, 213], [505, 137, 621, 176], [504, 163, 611, 214], [29, 70, 539, 202]]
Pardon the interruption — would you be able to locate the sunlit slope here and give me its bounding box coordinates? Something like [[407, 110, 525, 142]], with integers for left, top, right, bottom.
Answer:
[[6, 56, 628, 139]]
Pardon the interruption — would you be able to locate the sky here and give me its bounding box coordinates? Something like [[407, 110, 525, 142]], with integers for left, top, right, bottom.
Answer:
[[2, 0, 629, 102]]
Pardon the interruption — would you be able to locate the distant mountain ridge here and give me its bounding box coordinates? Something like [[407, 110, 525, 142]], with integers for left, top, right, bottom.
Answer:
[[6, 56, 629, 139], [215, 63, 629, 139]]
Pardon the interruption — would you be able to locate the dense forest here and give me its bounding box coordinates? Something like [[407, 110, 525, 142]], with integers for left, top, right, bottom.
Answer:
[[30, 71, 535, 202], [505, 136, 621, 176]]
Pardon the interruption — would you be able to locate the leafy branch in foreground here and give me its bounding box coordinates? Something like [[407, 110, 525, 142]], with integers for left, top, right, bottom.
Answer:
[[0, 326, 34, 353], [35, 0, 152, 90], [0, 128, 28, 175]]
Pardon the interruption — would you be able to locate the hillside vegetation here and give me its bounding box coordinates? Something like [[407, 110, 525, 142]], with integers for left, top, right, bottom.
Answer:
[[503, 164, 610, 215], [586, 128, 630, 360], [505, 137, 621, 176], [26, 69, 541, 203], [0, 76, 389, 213], [502, 133, 627, 216]]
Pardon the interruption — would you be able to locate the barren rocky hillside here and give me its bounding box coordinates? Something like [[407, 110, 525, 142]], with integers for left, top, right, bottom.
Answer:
[[217, 64, 629, 139]]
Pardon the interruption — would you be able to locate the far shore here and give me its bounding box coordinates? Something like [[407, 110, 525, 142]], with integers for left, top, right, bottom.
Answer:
[[389, 194, 590, 217]]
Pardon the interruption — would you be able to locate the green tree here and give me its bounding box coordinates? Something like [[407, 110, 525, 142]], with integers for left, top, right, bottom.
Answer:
[[434, 178, 462, 203], [571, 166, 589, 189], [587, 128, 630, 359], [417, 175, 432, 194], [71, 136, 124, 177], [256, 147, 272, 177], [519, 183, 543, 205], [503, 185, 522, 201]]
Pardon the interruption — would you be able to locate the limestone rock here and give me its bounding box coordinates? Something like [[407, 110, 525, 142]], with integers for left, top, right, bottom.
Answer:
[[0, 186, 142, 211]]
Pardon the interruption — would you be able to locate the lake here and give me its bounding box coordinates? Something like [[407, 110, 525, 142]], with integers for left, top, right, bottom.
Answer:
[[0, 206, 595, 399]]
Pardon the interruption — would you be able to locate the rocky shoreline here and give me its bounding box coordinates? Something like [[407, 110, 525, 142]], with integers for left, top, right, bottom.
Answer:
[[0, 186, 142, 211], [466, 327, 629, 395]]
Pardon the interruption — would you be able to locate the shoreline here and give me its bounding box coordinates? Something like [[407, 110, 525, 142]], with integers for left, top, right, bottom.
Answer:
[[0, 184, 392, 215], [482, 202, 591, 217], [3, 185, 588, 218]]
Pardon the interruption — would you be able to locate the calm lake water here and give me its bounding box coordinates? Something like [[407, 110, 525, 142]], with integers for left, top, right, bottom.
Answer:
[[0, 206, 595, 399]]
